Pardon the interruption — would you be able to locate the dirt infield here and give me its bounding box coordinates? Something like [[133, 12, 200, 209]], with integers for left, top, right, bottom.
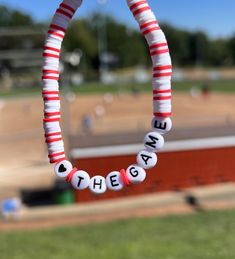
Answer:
[[0, 92, 235, 198]]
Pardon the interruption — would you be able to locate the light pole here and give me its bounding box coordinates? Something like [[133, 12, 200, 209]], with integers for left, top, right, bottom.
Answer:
[[97, 0, 108, 81], [61, 50, 82, 154]]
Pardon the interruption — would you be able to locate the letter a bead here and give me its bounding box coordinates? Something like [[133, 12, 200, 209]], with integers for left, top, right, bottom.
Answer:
[[144, 132, 164, 152], [54, 160, 73, 178], [89, 176, 107, 195], [137, 150, 158, 169], [126, 165, 146, 184], [106, 171, 124, 191], [71, 170, 90, 190]]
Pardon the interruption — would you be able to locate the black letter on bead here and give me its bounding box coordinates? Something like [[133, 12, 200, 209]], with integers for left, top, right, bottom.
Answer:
[[77, 176, 85, 188], [59, 164, 67, 173], [146, 135, 159, 149], [93, 178, 103, 190], [141, 154, 152, 166], [129, 167, 139, 178], [154, 121, 167, 130], [110, 175, 119, 187]]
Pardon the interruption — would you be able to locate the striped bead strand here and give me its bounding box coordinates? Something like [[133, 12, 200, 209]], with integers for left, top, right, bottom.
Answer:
[[42, 0, 83, 164], [127, 0, 172, 118]]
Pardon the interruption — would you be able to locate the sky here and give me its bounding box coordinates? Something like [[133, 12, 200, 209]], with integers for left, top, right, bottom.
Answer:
[[0, 0, 234, 39]]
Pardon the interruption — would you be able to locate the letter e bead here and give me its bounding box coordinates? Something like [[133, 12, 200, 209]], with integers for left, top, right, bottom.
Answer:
[[151, 117, 172, 134], [106, 171, 124, 191]]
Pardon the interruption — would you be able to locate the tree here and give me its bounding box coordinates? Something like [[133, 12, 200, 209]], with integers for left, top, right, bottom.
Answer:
[[105, 17, 148, 67], [0, 5, 233, 70], [228, 35, 235, 65], [162, 24, 191, 66], [0, 6, 32, 27], [209, 39, 230, 66], [9, 10, 33, 26]]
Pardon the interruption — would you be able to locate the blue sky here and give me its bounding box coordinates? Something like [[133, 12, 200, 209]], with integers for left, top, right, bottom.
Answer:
[[0, 0, 234, 38]]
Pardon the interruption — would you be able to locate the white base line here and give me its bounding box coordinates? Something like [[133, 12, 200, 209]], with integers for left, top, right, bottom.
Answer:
[[70, 135, 235, 159]]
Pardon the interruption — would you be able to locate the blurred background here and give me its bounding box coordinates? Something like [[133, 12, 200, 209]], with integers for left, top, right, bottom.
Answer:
[[0, 0, 235, 258]]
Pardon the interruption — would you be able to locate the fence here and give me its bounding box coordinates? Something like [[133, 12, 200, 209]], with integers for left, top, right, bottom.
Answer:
[[71, 136, 235, 203]]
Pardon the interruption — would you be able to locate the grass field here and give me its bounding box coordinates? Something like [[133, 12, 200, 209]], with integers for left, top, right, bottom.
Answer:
[[1, 209, 235, 259], [0, 79, 235, 98], [71, 80, 235, 94]]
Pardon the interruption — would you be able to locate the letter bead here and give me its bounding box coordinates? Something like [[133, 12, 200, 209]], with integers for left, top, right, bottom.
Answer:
[[126, 165, 146, 184], [144, 132, 164, 152], [106, 171, 124, 191], [71, 170, 90, 190], [137, 150, 158, 169], [89, 176, 107, 195], [151, 117, 172, 134], [54, 160, 73, 178]]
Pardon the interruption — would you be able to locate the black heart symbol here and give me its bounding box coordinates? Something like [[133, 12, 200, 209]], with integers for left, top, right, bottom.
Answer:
[[59, 164, 67, 173]]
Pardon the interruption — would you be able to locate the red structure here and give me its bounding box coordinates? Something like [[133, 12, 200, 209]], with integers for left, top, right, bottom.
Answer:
[[71, 136, 235, 203]]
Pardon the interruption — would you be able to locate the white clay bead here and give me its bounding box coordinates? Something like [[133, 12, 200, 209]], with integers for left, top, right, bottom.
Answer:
[[126, 165, 146, 184], [89, 176, 107, 195], [106, 171, 124, 191], [54, 160, 72, 178], [152, 117, 172, 134], [71, 170, 90, 190], [137, 150, 158, 169], [144, 131, 164, 152]]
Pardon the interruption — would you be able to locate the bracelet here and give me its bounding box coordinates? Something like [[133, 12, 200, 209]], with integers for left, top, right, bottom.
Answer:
[[42, 0, 172, 195]]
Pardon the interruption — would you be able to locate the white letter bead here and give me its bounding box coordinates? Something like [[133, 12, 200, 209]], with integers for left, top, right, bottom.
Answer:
[[89, 176, 107, 195], [71, 170, 90, 190], [144, 132, 164, 152], [137, 150, 158, 169], [126, 165, 146, 184], [151, 117, 172, 134], [106, 171, 124, 191], [54, 160, 73, 178]]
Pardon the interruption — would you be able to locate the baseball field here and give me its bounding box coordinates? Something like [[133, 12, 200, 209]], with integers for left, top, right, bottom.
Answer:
[[0, 81, 235, 258], [0, 81, 235, 196]]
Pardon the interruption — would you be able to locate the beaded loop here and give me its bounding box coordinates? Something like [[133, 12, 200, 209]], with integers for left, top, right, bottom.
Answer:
[[42, 0, 172, 194]]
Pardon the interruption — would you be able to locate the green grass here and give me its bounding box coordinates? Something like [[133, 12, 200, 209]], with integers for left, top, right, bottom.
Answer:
[[173, 80, 235, 93], [0, 80, 235, 98], [1, 209, 235, 259], [71, 80, 235, 95], [0, 87, 41, 98]]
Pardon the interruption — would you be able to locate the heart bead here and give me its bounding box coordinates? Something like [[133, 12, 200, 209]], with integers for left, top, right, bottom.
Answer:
[[54, 160, 73, 178]]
